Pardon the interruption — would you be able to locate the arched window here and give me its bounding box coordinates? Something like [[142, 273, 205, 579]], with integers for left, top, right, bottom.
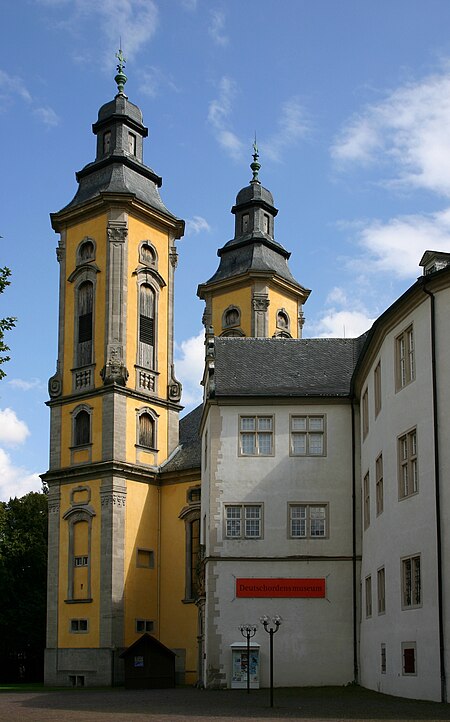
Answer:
[[76, 281, 93, 366], [74, 410, 90, 447], [138, 412, 155, 448], [79, 240, 94, 262], [138, 284, 155, 369], [140, 243, 156, 266]]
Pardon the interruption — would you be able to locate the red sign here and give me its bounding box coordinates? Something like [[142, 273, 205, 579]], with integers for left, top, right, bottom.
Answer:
[[236, 578, 326, 598]]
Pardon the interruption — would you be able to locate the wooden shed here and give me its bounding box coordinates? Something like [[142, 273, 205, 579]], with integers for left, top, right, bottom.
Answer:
[[120, 634, 176, 689]]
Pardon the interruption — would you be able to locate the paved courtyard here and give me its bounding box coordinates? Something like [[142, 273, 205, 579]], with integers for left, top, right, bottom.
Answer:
[[1, 686, 450, 722]]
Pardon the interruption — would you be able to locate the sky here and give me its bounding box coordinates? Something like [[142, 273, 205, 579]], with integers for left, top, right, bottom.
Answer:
[[2, 0, 450, 500]]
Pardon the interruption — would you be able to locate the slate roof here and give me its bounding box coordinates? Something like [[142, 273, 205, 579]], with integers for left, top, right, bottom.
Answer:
[[161, 404, 202, 473], [212, 336, 365, 397]]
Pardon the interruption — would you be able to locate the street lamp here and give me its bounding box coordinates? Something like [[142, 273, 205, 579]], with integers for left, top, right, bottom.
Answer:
[[238, 624, 257, 693], [260, 615, 282, 708]]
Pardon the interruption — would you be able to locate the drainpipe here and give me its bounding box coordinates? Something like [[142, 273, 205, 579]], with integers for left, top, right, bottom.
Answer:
[[422, 286, 446, 703], [351, 399, 358, 683]]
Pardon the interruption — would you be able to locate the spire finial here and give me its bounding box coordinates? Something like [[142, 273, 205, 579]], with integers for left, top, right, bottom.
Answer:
[[250, 134, 261, 183], [115, 44, 128, 96]]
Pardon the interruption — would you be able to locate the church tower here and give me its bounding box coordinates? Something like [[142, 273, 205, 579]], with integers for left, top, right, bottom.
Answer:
[[43, 57, 191, 686], [197, 145, 310, 338]]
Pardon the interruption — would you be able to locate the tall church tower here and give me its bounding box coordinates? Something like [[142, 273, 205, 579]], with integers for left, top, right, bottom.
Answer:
[[197, 145, 310, 338], [43, 58, 189, 686]]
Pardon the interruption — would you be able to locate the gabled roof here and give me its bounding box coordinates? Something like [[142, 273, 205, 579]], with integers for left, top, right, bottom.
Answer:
[[212, 336, 364, 397]]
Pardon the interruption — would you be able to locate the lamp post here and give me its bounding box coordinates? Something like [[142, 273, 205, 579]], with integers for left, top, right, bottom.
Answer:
[[238, 624, 257, 693], [260, 615, 282, 708]]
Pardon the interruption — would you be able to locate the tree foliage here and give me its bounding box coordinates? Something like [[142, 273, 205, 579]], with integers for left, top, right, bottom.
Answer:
[[0, 266, 16, 379], [0, 492, 48, 681]]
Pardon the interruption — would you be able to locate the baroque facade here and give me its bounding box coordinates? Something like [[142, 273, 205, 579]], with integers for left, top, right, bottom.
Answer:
[[44, 73, 450, 702]]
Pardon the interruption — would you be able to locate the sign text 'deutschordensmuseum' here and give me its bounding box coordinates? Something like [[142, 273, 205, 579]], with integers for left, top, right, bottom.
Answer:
[[236, 578, 326, 598]]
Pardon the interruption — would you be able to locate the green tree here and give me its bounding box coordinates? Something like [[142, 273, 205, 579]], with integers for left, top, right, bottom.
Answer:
[[0, 266, 16, 379], [0, 492, 48, 681]]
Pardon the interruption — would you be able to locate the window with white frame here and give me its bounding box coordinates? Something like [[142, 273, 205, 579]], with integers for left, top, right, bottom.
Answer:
[[402, 643, 417, 675], [138, 283, 155, 369], [377, 566, 386, 614], [363, 472, 370, 530], [70, 619, 88, 633], [290, 415, 325, 456], [362, 388, 369, 439], [136, 619, 154, 634], [239, 416, 273, 456], [365, 575, 372, 617], [398, 428, 418, 499], [225, 504, 262, 539], [374, 361, 382, 417], [402, 555, 421, 608], [289, 503, 328, 538], [376, 453, 384, 515], [396, 325, 415, 390], [381, 643, 386, 674]]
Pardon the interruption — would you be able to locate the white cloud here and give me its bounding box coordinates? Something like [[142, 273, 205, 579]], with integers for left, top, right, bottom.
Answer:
[[0, 70, 32, 106], [33, 106, 60, 127], [8, 378, 42, 391], [181, 0, 197, 10], [0, 408, 30, 446], [138, 66, 179, 98], [263, 97, 310, 162], [325, 287, 349, 306], [0, 448, 42, 502], [185, 216, 211, 235], [175, 330, 205, 409], [350, 208, 450, 279], [38, 0, 158, 67], [207, 77, 243, 159], [315, 310, 374, 338], [332, 66, 450, 197], [208, 9, 228, 46]]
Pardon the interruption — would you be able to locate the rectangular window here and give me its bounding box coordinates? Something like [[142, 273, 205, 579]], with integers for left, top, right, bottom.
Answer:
[[398, 429, 418, 499], [363, 472, 370, 530], [402, 643, 417, 675], [70, 619, 88, 633], [74, 555, 88, 567], [289, 503, 328, 538], [290, 415, 325, 456], [377, 567, 386, 614], [136, 548, 154, 568], [136, 619, 154, 634], [128, 132, 136, 155], [381, 643, 386, 674], [376, 454, 384, 516], [362, 389, 369, 439], [365, 575, 372, 618], [225, 504, 262, 539], [396, 325, 415, 390], [239, 416, 273, 456], [374, 361, 382, 417], [402, 555, 421, 608]]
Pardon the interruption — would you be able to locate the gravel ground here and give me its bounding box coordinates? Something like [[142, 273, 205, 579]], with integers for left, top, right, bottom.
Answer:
[[1, 685, 450, 722]]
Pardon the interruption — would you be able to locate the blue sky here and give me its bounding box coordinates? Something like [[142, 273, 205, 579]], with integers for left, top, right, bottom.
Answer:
[[2, 0, 450, 499]]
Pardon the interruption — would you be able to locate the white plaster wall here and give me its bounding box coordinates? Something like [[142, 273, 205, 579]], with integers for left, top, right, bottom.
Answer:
[[203, 399, 356, 687], [359, 298, 442, 701]]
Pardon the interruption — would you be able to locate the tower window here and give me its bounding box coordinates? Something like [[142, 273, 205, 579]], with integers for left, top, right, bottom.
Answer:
[[138, 412, 155, 448], [276, 310, 289, 330], [223, 306, 240, 329], [76, 281, 93, 367], [79, 240, 94, 262], [241, 214, 249, 233], [74, 409, 91, 447], [138, 284, 155, 369], [103, 131, 111, 155], [128, 132, 136, 155], [140, 242, 157, 267], [263, 213, 270, 234]]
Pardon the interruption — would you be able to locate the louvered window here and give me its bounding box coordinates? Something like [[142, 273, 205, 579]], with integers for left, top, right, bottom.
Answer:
[[77, 282, 93, 366], [139, 413, 154, 448], [138, 284, 155, 368], [74, 410, 90, 446]]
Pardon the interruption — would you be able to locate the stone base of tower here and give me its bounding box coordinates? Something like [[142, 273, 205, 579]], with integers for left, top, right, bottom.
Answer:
[[44, 647, 125, 687]]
